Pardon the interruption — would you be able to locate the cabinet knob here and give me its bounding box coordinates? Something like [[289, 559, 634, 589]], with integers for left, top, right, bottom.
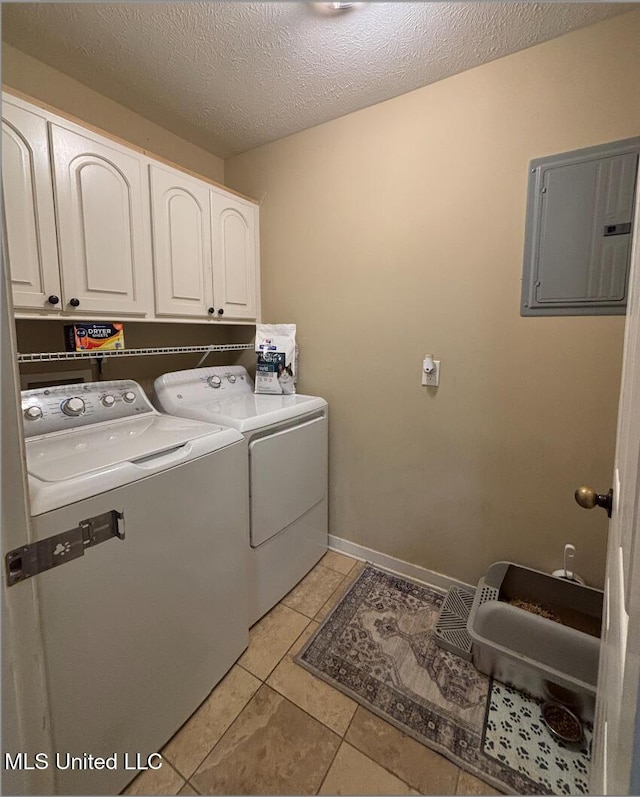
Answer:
[[208, 307, 215, 315], [217, 308, 224, 316], [69, 298, 80, 308], [47, 295, 60, 305]]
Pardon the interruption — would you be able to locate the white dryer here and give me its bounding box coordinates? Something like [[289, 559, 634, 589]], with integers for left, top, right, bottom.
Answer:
[[16, 380, 248, 795], [154, 366, 328, 624]]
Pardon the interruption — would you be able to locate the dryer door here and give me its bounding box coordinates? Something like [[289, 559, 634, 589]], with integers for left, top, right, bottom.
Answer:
[[249, 415, 327, 547]]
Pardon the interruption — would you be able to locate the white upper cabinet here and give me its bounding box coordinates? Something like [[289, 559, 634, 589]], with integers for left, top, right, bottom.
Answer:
[[149, 164, 213, 318], [50, 123, 152, 316], [211, 190, 259, 321], [3, 93, 259, 324], [2, 99, 61, 312]]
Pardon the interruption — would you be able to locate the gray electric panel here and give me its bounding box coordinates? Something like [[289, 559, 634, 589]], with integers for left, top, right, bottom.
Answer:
[[521, 137, 639, 316]]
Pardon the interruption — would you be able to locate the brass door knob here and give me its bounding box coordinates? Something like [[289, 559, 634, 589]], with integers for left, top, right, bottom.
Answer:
[[575, 486, 613, 518]]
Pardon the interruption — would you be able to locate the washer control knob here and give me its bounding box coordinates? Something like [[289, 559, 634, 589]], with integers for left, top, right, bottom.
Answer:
[[122, 391, 136, 404], [24, 405, 43, 421], [61, 397, 85, 417], [208, 376, 222, 389], [227, 374, 237, 384], [101, 394, 116, 408]]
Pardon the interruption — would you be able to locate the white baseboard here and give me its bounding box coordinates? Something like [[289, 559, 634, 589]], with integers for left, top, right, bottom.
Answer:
[[328, 535, 474, 593]]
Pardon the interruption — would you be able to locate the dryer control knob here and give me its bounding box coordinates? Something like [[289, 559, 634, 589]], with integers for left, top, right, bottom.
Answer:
[[208, 376, 222, 389], [227, 374, 237, 384], [24, 405, 43, 421], [61, 397, 85, 417], [101, 394, 116, 408], [122, 391, 136, 403]]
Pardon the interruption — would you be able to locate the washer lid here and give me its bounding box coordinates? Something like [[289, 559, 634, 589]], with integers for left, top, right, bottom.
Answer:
[[192, 393, 327, 433], [26, 413, 238, 483]]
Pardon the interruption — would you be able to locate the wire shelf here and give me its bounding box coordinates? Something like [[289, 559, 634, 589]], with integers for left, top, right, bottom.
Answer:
[[17, 344, 254, 363]]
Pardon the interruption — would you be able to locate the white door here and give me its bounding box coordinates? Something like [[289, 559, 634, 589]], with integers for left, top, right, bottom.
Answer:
[[149, 164, 213, 318], [590, 179, 640, 794], [50, 124, 151, 316], [211, 190, 259, 321], [2, 99, 61, 312], [1, 235, 54, 795]]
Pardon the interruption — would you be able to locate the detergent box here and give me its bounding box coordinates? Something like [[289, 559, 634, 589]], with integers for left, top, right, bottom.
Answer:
[[64, 323, 125, 352]]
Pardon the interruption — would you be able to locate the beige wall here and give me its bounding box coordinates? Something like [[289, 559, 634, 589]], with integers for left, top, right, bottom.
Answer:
[[2, 43, 224, 184], [226, 11, 640, 588]]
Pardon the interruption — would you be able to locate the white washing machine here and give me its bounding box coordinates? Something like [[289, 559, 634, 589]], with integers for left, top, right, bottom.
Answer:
[[15, 380, 249, 795], [154, 366, 328, 624]]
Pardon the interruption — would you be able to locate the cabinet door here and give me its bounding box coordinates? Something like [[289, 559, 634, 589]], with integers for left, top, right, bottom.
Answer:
[[2, 100, 61, 312], [149, 165, 213, 318], [211, 191, 259, 321], [50, 124, 151, 316]]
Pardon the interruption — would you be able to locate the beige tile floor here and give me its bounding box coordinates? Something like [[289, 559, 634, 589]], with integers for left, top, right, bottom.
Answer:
[[124, 552, 503, 797]]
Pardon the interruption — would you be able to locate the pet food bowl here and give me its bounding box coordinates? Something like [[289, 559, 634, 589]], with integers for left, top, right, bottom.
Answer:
[[541, 701, 584, 745]]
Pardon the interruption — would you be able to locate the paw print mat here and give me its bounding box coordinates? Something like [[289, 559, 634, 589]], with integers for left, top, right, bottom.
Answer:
[[482, 681, 591, 795]]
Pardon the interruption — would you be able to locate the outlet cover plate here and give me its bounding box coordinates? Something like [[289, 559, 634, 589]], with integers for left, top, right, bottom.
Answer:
[[422, 360, 440, 387]]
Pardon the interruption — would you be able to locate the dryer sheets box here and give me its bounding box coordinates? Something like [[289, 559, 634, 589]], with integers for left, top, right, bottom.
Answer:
[[65, 323, 125, 352]]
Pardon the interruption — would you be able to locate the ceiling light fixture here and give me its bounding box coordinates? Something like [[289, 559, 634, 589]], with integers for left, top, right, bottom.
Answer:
[[320, 3, 356, 11]]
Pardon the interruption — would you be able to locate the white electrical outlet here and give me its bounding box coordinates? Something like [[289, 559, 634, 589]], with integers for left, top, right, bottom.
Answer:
[[422, 359, 440, 387]]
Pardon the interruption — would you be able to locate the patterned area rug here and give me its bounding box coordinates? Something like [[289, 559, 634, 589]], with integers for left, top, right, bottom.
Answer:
[[296, 565, 572, 795]]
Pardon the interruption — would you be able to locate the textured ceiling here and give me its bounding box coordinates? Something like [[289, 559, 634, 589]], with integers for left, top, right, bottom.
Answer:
[[2, 2, 634, 158]]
